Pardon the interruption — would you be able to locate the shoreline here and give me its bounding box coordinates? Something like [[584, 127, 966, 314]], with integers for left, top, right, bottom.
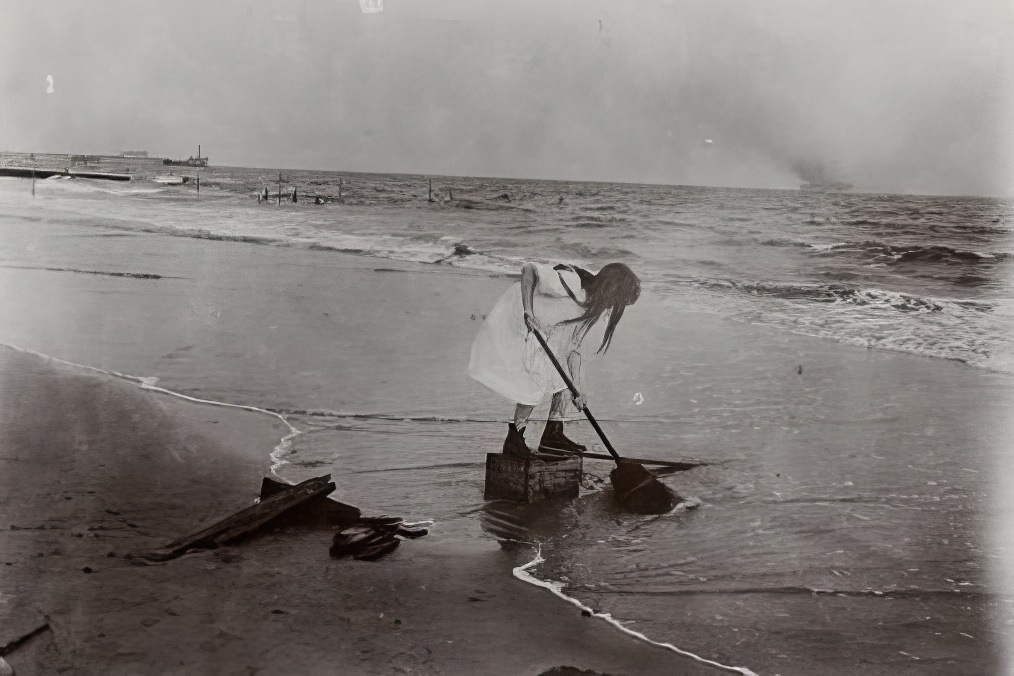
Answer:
[[0, 342, 302, 477]]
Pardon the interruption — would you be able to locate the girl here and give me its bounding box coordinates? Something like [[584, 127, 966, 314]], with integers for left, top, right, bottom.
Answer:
[[468, 261, 641, 456]]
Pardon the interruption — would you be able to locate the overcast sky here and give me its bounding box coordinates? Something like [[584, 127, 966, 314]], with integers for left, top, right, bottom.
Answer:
[[1, 1, 1011, 194]]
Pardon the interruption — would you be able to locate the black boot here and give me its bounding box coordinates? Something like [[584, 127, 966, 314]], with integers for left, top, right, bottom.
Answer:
[[503, 423, 534, 457], [538, 420, 587, 454]]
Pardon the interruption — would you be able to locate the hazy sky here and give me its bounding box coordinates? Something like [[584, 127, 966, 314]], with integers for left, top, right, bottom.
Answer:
[[2, 0, 1011, 194]]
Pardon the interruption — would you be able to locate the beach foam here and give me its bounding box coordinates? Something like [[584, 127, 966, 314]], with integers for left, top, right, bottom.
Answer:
[[514, 547, 759, 676]]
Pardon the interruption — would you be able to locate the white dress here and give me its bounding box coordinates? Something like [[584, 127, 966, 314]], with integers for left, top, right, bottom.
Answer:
[[468, 263, 592, 405]]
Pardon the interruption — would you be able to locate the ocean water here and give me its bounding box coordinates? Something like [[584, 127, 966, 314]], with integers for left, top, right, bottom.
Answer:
[[1, 168, 1012, 673], [13, 165, 1013, 372]]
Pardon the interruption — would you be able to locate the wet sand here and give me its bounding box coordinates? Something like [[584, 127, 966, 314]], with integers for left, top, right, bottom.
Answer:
[[0, 347, 728, 675]]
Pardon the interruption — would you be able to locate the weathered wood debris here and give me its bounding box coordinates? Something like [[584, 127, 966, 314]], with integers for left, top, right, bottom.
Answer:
[[328, 517, 428, 562], [484, 452, 583, 503], [132, 474, 425, 564], [0, 620, 51, 675]]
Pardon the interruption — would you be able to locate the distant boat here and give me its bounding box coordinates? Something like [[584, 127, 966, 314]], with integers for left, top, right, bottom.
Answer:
[[800, 181, 853, 191], [163, 144, 208, 167], [153, 174, 190, 185]]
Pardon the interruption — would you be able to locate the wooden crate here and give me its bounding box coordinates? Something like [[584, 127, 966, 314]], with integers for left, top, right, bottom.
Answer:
[[484, 453, 582, 503]]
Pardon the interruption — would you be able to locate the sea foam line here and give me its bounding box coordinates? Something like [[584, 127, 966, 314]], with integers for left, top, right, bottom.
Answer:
[[0, 342, 300, 476], [513, 547, 758, 676], [269, 407, 675, 426]]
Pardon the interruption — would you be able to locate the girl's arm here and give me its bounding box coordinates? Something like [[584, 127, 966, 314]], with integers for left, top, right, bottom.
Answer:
[[567, 350, 586, 410], [521, 263, 543, 333]]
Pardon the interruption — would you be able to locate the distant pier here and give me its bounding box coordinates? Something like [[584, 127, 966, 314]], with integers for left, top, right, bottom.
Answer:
[[0, 167, 131, 182]]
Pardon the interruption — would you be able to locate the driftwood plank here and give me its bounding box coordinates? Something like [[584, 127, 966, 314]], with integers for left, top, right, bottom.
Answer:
[[259, 476, 361, 527], [135, 475, 336, 562]]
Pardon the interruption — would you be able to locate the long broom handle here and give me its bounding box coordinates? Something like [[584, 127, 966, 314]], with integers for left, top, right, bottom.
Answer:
[[528, 324, 622, 464]]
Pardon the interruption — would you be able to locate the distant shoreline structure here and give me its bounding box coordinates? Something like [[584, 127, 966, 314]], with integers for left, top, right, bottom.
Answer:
[[0, 166, 131, 181], [0, 151, 157, 171], [163, 145, 209, 168], [0, 146, 209, 175]]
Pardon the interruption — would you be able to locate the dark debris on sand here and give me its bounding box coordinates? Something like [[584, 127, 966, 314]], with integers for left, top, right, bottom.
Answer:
[[132, 474, 427, 564], [328, 520, 430, 562]]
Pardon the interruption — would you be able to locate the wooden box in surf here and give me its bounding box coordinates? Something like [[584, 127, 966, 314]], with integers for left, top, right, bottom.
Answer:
[[484, 453, 582, 503]]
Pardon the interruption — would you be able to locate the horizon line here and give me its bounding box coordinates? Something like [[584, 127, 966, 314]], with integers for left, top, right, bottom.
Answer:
[[0, 149, 1008, 200]]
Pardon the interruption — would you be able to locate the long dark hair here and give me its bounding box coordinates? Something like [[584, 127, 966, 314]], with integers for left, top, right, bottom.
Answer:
[[562, 262, 640, 354]]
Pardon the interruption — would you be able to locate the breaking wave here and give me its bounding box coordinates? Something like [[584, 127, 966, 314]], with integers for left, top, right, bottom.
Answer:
[[685, 275, 1010, 371], [810, 240, 1012, 266], [696, 278, 993, 314]]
